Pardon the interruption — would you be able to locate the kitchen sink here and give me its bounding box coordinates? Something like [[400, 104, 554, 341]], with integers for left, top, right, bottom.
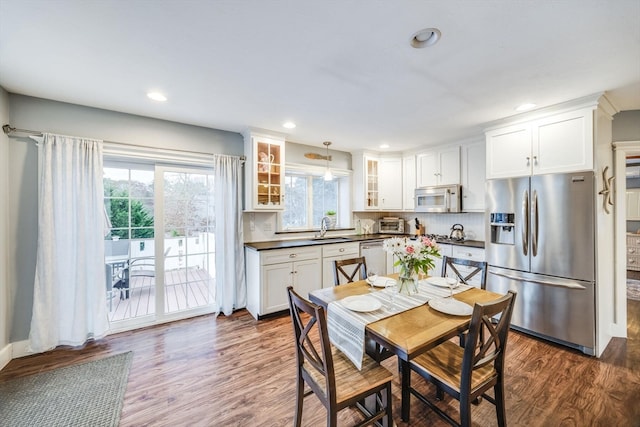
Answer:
[[309, 237, 351, 242]]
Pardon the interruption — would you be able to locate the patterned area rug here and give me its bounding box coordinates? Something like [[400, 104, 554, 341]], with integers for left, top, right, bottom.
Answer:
[[628, 279, 640, 301], [0, 351, 132, 427]]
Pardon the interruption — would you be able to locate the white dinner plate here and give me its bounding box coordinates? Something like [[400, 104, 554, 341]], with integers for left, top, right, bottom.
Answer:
[[428, 298, 473, 316], [425, 277, 456, 288], [341, 295, 382, 312], [366, 276, 395, 288]]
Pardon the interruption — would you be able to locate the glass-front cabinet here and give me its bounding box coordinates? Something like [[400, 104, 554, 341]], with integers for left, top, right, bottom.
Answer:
[[366, 157, 379, 209], [244, 130, 286, 210]]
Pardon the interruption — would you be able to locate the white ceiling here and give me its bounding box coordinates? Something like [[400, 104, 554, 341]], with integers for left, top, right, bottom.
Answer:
[[1, 0, 639, 153]]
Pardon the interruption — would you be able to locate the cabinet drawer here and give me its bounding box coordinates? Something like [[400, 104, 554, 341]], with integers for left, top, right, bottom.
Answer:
[[322, 242, 360, 258], [628, 255, 640, 271], [450, 246, 485, 262], [261, 246, 321, 265]]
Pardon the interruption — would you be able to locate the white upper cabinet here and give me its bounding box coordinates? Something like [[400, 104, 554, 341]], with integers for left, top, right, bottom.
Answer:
[[243, 130, 286, 211], [533, 108, 593, 175], [461, 140, 486, 212], [379, 157, 403, 210], [416, 146, 460, 187], [402, 155, 416, 210], [486, 107, 594, 179], [353, 152, 403, 211], [486, 123, 532, 178]]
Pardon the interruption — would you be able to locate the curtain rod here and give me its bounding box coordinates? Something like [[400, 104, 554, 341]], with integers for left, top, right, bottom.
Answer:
[[2, 123, 246, 161]]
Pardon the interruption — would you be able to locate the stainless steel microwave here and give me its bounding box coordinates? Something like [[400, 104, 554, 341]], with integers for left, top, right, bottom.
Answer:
[[415, 184, 462, 213]]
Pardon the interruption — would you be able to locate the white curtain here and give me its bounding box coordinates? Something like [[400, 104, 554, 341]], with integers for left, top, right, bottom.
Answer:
[[213, 154, 246, 315], [29, 133, 109, 353]]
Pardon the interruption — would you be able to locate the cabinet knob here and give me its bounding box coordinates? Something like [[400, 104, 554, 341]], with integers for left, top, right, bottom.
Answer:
[[289, 254, 296, 258], [339, 248, 345, 252], [526, 156, 530, 166]]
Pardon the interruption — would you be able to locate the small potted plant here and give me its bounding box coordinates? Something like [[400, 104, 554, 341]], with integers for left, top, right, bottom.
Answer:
[[325, 210, 337, 229]]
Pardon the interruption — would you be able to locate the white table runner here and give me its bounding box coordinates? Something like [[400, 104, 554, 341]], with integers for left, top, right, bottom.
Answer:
[[327, 279, 472, 369]]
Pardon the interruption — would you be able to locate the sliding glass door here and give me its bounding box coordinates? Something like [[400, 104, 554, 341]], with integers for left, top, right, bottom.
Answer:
[[104, 163, 216, 331]]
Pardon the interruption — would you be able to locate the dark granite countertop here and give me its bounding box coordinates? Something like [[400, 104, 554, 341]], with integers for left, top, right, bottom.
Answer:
[[244, 234, 484, 251]]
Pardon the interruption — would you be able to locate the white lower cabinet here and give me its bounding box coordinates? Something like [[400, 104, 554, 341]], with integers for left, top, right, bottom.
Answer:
[[245, 246, 321, 319], [321, 242, 361, 288]]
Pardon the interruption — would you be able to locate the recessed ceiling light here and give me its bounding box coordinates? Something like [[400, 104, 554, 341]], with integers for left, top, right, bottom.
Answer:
[[515, 103, 536, 112], [282, 121, 296, 129], [147, 92, 167, 102], [410, 28, 441, 48], [379, 144, 390, 149]]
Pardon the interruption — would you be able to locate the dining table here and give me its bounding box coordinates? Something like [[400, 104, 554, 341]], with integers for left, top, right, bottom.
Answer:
[[308, 275, 503, 422]]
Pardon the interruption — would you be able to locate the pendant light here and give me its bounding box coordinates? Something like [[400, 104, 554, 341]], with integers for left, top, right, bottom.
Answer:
[[323, 141, 333, 181]]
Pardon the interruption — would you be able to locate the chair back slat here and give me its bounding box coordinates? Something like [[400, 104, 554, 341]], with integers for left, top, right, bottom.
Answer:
[[333, 257, 367, 286], [287, 287, 336, 402], [441, 256, 488, 289]]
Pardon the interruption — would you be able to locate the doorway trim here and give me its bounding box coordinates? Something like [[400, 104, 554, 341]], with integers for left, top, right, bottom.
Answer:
[[613, 140, 640, 337]]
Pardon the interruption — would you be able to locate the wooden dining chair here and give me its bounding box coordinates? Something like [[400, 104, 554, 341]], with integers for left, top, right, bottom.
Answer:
[[441, 256, 488, 289], [287, 286, 393, 427], [441, 256, 490, 346], [407, 291, 517, 427], [333, 256, 368, 286]]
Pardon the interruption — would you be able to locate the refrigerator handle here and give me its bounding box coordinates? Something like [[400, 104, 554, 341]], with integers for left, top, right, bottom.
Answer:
[[489, 269, 586, 290], [532, 190, 539, 257], [522, 189, 529, 256]]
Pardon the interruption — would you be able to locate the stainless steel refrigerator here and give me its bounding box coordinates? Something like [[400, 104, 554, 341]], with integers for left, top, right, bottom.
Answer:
[[485, 172, 596, 355]]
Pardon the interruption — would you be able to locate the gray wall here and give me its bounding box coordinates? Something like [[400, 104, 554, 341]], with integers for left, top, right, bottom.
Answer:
[[6, 94, 243, 342], [0, 87, 9, 355], [615, 110, 640, 233], [613, 110, 640, 142]]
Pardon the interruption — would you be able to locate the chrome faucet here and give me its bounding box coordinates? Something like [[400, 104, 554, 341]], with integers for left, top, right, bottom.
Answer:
[[316, 216, 330, 238]]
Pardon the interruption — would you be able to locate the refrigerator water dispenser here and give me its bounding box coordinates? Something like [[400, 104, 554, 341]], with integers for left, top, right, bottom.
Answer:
[[490, 212, 515, 245]]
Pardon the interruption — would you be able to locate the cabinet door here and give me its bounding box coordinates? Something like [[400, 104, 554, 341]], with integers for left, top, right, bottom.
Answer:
[[263, 263, 293, 314], [533, 108, 593, 175], [294, 258, 322, 298], [461, 141, 486, 212], [379, 157, 403, 210], [403, 155, 416, 210], [486, 124, 532, 179], [417, 152, 438, 187], [245, 133, 285, 211], [438, 146, 460, 186], [365, 156, 380, 209]]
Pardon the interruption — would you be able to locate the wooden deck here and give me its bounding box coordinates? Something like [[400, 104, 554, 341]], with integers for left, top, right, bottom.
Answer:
[[108, 267, 215, 322]]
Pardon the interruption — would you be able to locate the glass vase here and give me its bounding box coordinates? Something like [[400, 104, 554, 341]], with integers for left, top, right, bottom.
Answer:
[[398, 269, 418, 295]]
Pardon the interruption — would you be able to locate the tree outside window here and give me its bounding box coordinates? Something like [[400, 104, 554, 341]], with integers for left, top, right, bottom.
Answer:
[[282, 173, 338, 230]]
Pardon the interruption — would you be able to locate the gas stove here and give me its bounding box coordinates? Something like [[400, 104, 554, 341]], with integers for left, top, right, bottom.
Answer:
[[424, 233, 465, 243]]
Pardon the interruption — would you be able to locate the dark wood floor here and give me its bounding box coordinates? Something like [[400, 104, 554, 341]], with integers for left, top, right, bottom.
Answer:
[[1, 300, 639, 426]]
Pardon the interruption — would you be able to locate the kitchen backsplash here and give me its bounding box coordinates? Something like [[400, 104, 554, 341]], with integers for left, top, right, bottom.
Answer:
[[352, 212, 485, 241], [244, 211, 486, 242]]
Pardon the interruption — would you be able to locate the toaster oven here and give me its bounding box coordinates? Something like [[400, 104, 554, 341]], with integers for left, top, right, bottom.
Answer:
[[378, 218, 405, 234]]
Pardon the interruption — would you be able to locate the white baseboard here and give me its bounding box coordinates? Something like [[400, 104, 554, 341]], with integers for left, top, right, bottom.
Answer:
[[11, 339, 33, 359], [0, 343, 11, 371]]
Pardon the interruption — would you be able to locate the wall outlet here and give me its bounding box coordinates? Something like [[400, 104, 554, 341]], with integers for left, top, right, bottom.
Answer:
[[263, 221, 272, 232], [249, 213, 255, 231]]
